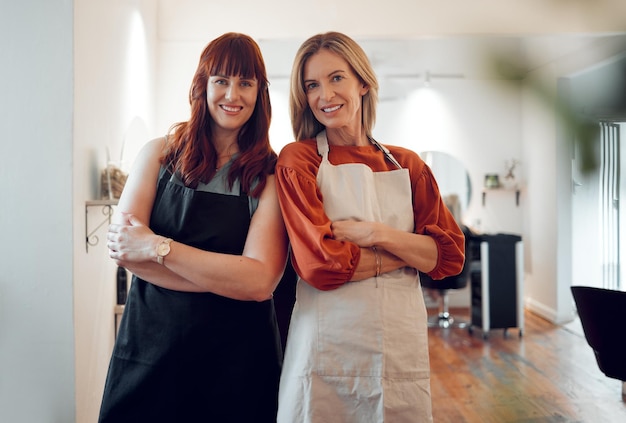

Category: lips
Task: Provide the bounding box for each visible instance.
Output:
[221,105,242,112]
[322,104,342,113]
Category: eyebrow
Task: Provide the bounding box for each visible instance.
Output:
[304,69,346,84]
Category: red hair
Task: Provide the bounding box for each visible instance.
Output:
[162,32,276,197]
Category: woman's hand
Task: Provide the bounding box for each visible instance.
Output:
[333,220,410,280]
[331,220,381,247]
[333,218,440,276]
[107,213,159,264]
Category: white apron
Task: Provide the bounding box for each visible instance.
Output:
[277,131,433,423]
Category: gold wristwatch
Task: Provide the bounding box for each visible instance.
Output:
[156,237,173,265]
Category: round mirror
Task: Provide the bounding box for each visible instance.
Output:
[421,151,472,222]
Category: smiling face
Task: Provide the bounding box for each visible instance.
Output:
[303,49,369,138]
[206,74,258,135]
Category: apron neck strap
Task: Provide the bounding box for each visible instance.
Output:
[316,130,402,170]
[369,137,403,169]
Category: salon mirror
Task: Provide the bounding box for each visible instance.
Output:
[421,151,472,222]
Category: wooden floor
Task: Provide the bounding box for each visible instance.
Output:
[427,308,626,423]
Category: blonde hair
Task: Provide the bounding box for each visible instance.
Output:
[289,32,379,141]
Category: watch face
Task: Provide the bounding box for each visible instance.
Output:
[158,242,170,256]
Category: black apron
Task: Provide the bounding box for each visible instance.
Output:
[99,168,282,423]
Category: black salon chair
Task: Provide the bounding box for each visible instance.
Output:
[571,285,626,399]
[420,226,473,328]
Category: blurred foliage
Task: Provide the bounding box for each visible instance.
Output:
[493,56,599,173]
[484,0,626,175]
[490,51,626,175]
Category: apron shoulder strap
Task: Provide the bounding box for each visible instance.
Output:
[316,130,329,157]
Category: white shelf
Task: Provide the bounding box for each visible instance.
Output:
[482,187,521,206]
[85,199,118,252]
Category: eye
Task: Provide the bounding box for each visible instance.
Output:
[240,80,254,88]
[332,74,344,82]
[212,77,228,85]
[305,82,318,91]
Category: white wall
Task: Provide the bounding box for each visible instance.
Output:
[377,79,524,233]
[0,1,75,422]
[73,0,157,421]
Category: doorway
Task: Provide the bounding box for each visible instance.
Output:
[572,121,625,290]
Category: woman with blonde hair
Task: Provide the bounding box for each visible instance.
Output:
[276,31,465,422]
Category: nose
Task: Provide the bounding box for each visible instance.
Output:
[320,83,334,101]
[225,84,239,102]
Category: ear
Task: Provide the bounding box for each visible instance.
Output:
[360,83,369,96]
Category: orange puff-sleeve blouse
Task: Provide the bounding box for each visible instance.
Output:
[275,139,465,291]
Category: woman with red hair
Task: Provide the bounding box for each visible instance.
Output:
[100,33,288,422]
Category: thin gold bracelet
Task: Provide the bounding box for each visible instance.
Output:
[372,246,381,277]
